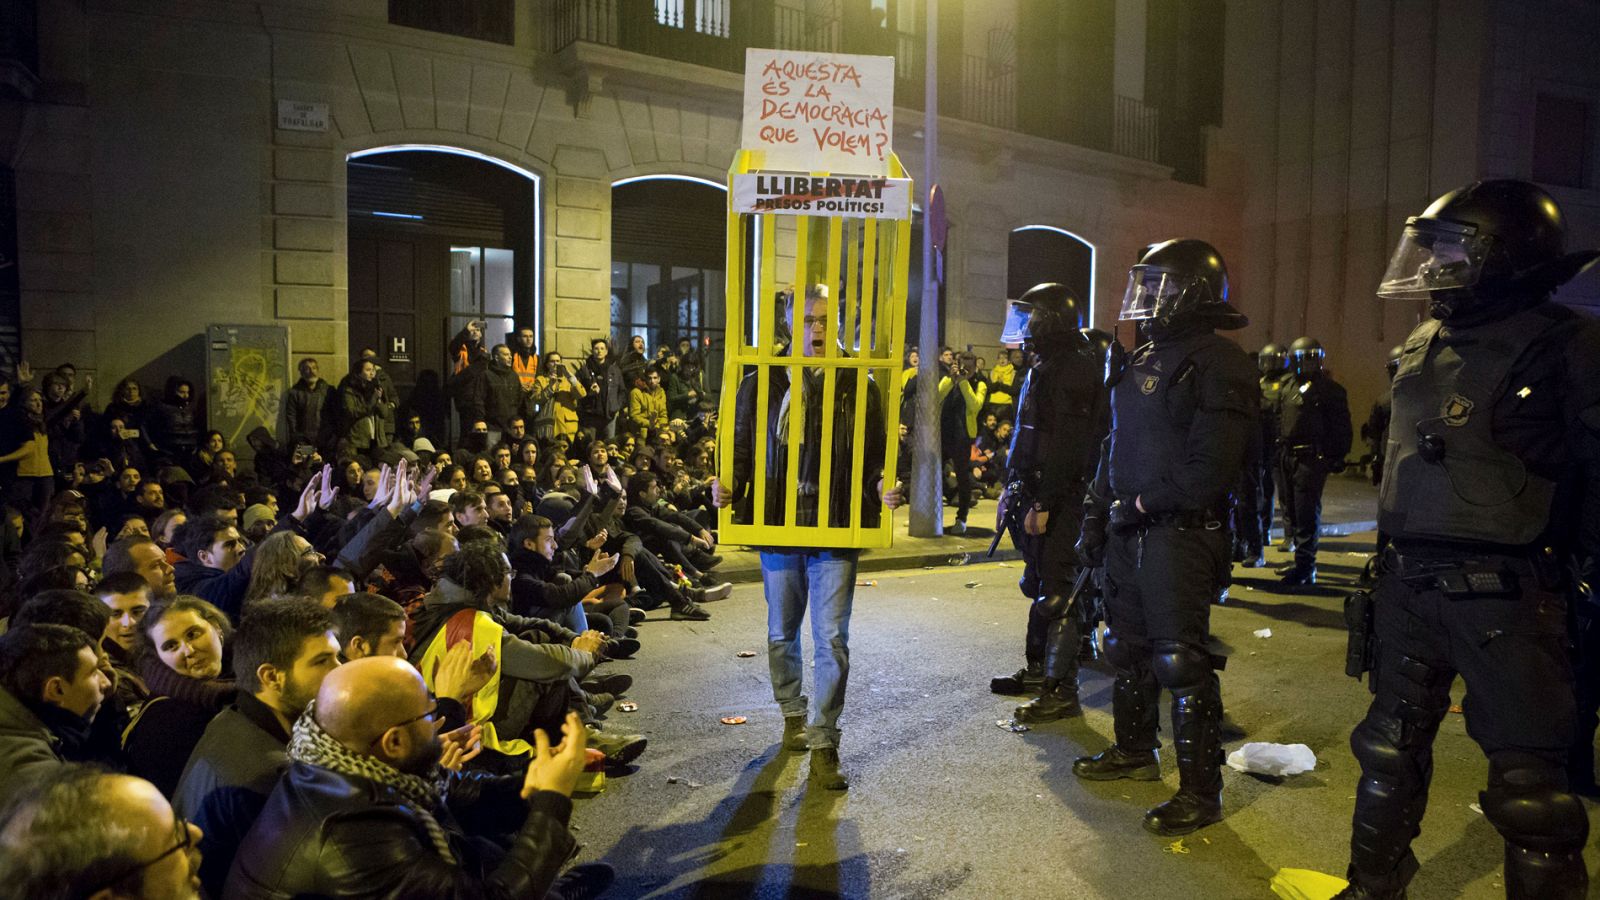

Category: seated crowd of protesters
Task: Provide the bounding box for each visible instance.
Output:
[0,335,734,899]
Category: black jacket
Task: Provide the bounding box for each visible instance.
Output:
[174,693,290,899]
[576,357,626,422]
[284,378,332,447]
[223,761,576,900]
[731,361,886,532]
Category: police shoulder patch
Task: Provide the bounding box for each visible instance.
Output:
[1441,393,1474,427]
[1141,375,1160,395]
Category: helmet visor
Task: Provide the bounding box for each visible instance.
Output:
[1376,221,1492,301]
[1000,302,1033,345]
[1119,266,1189,321]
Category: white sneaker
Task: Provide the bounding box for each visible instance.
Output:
[700,582,734,602]
[949,520,968,536]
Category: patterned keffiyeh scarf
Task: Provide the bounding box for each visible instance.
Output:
[288,700,456,863]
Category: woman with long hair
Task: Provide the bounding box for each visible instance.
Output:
[125,595,235,796]
[243,531,323,608]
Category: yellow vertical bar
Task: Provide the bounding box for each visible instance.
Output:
[815,216,844,528]
[876,214,913,543]
[753,212,778,528]
[784,217,809,528]
[858,217,879,358]
[843,218,862,351]
[717,201,742,536]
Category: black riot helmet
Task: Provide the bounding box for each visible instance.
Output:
[1120,239,1246,331]
[1385,344,1403,379]
[1377,179,1600,320]
[1287,337,1324,378]
[1001,283,1085,349]
[1258,343,1286,377]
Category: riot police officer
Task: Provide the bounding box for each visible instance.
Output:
[1071,239,1258,836]
[1336,180,1600,899]
[987,284,1109,722]
[1257,344,1293,552]
[1276,337,1352,585]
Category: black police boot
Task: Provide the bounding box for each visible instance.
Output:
[1015,679,1082,722]
[1144,680,1224,836]
[1280,564,1317,586]
[1074,670,1161,781]
[1073,744,1161,781]
[990,660,1043,695]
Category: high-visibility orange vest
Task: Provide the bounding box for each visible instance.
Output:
[513,351,539,391]
[416,608,532,757]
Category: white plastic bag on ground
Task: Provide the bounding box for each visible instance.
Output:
[1226,742,1317,777]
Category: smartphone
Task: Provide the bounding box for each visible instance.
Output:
[295,444,315,458]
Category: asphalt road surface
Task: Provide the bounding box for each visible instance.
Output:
[568,534,1600,899]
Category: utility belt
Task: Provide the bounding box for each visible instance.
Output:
[1346,546,1559,684]
[1380,546,1560,597]
[1108,499,1224,532]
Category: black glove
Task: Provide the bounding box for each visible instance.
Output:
[1075,511,1107,567]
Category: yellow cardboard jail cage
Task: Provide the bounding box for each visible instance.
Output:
[716,150,912,549]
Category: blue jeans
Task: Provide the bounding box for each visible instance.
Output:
[760,549,860,749]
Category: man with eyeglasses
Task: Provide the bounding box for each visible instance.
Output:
[712,283,905,791]
[0,765,204,900]
[227,656,611,899]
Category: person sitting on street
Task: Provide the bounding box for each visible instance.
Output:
[125,596,236,797]
[0,623,113,797]
[225,656,611,899]
[408,540,645,767]
[172,598,342,898]
[0,764,205,900]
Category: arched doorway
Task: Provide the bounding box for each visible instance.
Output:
[1007,225,1096,325]
[345,146,542,437]
[610,175,726,400]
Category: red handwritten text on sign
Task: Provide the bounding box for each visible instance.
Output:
[742,49,895,175]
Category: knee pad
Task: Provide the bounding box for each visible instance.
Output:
[1349,712,1413,782]
[1103,630,1149,671]
[1480,771,1589,853]
[1151,641,1211,692]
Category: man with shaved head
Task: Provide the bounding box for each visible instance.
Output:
[225,656,611,899]
[0,765,204,899]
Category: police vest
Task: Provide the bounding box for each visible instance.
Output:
[416,608,533,757]
[1107,335,1234,504]
[1009,345,1101,483]
[1378,306,1566,546]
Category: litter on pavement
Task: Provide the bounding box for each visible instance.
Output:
[616,701,638,713]
[736,650,757,658]
[995,719,1030,733]
[1269,868,1348,900]
[1254,628,1273,638]
[719,716,747,725]
[1226,742,1317,777]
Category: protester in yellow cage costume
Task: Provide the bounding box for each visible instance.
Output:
[711,284,906,791]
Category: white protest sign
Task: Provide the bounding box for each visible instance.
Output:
[732,173,911,219]
[742,48,895,175]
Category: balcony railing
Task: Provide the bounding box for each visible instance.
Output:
[960,54,1015,131]
[773,6,838,53]
[1113,95,1160,163]
[546,3,1203,178]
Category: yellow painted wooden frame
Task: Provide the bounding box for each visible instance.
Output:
[717,150,912,549]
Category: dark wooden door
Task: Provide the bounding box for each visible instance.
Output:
[347,232,451,435]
